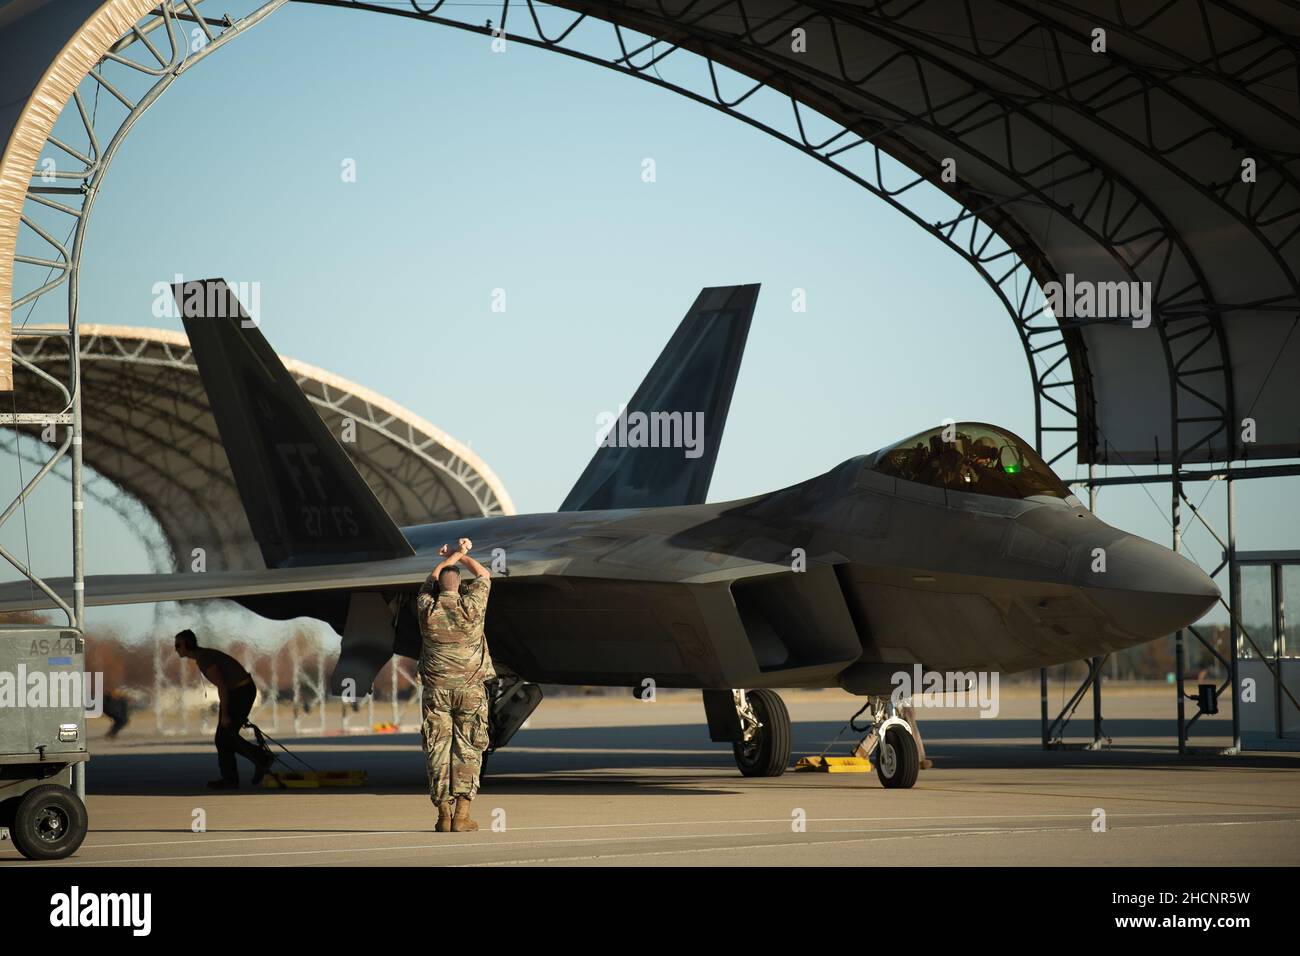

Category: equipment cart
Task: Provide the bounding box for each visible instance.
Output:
[0,628,89,860]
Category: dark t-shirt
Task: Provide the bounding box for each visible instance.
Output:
[193,648,250,688]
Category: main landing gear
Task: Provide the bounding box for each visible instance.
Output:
[730,689,792,777]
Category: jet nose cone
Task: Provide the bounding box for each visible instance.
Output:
[1084,535,1220,640]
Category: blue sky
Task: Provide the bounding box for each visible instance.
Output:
[4,2,1296,639]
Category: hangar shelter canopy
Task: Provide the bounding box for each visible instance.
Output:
[3,0,1299,473]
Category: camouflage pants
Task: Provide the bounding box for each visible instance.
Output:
[420,682,489,804]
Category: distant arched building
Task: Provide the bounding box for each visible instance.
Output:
[8,324,513,571]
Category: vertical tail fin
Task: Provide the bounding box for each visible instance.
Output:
[175,279,413,568]
[559,284,759,511]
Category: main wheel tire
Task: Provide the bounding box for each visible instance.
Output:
[9,784,88,861]
[875,725,919,789]
[733,689,792,778]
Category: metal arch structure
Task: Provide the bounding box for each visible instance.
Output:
[5,323,514,572]
[1,0,1298,754]
[297,0,1300,752]
[287,0,1300,468]
[3,429,174,572]
[0,0,293,706]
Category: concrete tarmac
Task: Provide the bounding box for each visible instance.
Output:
[4,684,1298,867]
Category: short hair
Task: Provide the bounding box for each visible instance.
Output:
[175,629,198,649]
[438,566,461,580]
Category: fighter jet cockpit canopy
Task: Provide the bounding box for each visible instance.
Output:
[871,423,1074,501]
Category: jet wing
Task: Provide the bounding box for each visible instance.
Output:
[0,559,436,615]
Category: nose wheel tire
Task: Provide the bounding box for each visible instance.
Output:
[9,784,88,861]
[733,689,791,777]
[875,725,919,789]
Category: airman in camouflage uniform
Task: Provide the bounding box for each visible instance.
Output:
[417,536,495,832]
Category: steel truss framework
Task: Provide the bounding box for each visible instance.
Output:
[1,0,293,800]
[8,326,510,571]
[5,0,1299,755]
[3,0,509,576]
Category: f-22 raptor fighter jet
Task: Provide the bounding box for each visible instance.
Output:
[0,279,1219,787]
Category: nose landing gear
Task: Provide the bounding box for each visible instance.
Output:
[851,697,921,789]
[873,722,920,789]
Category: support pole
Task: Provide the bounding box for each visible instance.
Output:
[71,322,85,800]
[1173,459,1187,754]
[1273,562,1284,739]
[1088,465,1103,746]
[1039,667,1049,749]
[1175,634,1187,753]
[1091,656,1103,746]
[1227,472,1241,753]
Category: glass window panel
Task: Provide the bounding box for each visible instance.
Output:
[1239,564,1277,660]
[1282,565,1300,660]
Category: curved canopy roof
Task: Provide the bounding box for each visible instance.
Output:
[2,0,1298,469]
[548,0,1300,466]
[7,324,514,571]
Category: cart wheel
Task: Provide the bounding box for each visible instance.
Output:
[10,784,88,861]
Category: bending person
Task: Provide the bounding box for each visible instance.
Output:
[174,629,272,789]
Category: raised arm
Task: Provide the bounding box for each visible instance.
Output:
[455,537,490,579]
[458,552,490,580]
[429,543,466,580]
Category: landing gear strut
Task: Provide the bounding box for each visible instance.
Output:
[731,689,791,777]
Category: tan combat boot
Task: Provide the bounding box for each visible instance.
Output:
[435,801,455,832]
[451,795,478,832]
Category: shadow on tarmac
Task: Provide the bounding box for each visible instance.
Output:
[78,717,1298,799]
